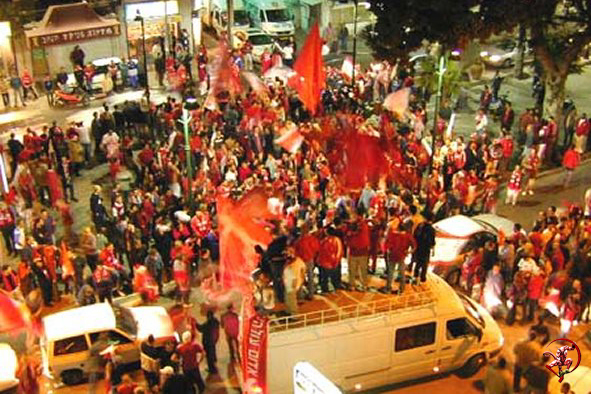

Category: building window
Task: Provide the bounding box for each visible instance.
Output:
[395,322,436,352]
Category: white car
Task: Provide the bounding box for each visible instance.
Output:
[0,343,18,394]
[66,57,139,93]
[430,214,515,285]
[480,39,533,68]
[236,28,275,63]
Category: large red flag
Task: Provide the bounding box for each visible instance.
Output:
[289,23,325,114]
[217,189,273,291]
[275,122,304,154]
[0,291,31,334]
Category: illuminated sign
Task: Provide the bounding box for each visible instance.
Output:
[29,25,121,48]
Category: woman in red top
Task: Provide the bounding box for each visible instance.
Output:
[562,144,580,187]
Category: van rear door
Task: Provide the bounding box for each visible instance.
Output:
[390,321,437,381]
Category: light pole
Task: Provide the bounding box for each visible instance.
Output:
[350,1,370,89]
[181,98,198,207]
[135,11,150,105]
[429,52,447,175]
[227,0,234,49]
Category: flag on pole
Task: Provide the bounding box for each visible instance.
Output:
[289,23,325,114]
[383,88,410,118]
[275,123,304,153]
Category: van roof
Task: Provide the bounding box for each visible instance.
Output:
[43,303,116,342]
[269,273,464,332]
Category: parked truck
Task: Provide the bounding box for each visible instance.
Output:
[238,273,503,393]
[203,0,250,39]
[244,0,295,42]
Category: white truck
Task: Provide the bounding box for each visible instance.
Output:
[244,0,295,42]
[238,273,504,393]
[203,0,251,39]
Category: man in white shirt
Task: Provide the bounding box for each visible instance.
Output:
[76,121,92,164]
[475,109,488,135]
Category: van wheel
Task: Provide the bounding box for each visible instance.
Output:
[456,354,485,378]
[61,369,84,385]
[446,269,461,287]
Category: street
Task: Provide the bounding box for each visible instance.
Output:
[1,29,591,394]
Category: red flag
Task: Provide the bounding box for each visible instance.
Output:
[210,41,242,98]
[289,23,325,114]
[275,123,304,154]
[241,297,269,394]
[242,71,268,98]
[0,291,31,334]
[217,189,273,291]
[383,88,411,118]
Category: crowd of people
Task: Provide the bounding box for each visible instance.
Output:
[1,30,591,393]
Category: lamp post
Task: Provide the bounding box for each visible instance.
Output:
[135,11,150,105]
[350,1,370,89]
[181,98,198,207]
[429,52,447,175]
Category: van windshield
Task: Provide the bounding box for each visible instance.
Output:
[234,10,249,26]
[459,293,485,328]
[266,9,290,23]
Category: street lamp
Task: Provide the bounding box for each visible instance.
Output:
[135,11,150,105]
[350,0,370,89]
[180,97,199,207]
[429,52,447,175]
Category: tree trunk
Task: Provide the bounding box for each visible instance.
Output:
[513,25,526,79]
[543,71,567,141]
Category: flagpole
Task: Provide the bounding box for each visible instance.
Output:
[351,0,358,89]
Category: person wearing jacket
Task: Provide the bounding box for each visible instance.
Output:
[526,271,545,322]
[317,226,343,293]
[294,223,320,299]
[383,219,416,294]
[345,207,370,291]
[10,72,25,107]
[195,310,220,375]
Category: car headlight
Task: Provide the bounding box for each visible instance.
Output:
[480,51,489,57]
[490,55,502,62]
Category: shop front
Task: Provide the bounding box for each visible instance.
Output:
[124,0,181,61]
[25,2,123,76]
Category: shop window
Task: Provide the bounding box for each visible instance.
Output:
[53,335,89,356]
[395,322,436,352]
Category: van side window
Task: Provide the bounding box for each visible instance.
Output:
[54,335,88,356]
[446,318,477,340]
[395,322,436,352]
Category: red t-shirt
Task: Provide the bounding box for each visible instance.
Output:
[177,342,203,371]
[116,383,137,394]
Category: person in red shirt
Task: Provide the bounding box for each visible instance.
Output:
[345,207,371,291]
[176,330,205,393]
[294,223,320,298]
[382,220,416,294]
[317,227,343,293]
[562,144,580,188]
[220,305,240,362]
[115,374,137,394]
[0,204,15,256]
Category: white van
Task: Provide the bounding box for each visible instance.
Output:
[203,0,250,39]
[41,303,176,386]
[244,0,295,41]
[239,273,503,393]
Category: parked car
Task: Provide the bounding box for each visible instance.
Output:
[430,214,515,286]
[0,343,18,394]
[41,303,176,386]
[66,57,139,93]
[479,39,533,68]
[245,28,275,62]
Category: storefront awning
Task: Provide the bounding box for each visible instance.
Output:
[25,2,120,48]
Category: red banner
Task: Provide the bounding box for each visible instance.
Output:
[241,309,269,394]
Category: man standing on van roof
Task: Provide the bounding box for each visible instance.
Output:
[412,212,436,286]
